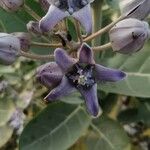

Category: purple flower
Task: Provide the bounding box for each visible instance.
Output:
[36,43,126,117]
[39,0,94,34]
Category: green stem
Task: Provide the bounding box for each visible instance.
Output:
[92,42,112,51]
[91,0,103,46]
[31,42,62,48]
[84,15,125,42]
[19,51,54,61]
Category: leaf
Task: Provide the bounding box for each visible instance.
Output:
[100,43,150,97]
[0,98,15,126]
[61,92,83,104]
[0,125,13,148]
[106,0,120,10]
[86,116,131,150]
[19,103,91,150]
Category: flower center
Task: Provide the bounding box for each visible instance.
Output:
[66,63,95,90]
[55,0,88,14]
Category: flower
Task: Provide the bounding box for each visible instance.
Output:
[119,0,150,20]
[0,0,24,12]
[109,18,150,54]
[36,43,126,117]
[0,33,20,65]
[39,0,94,34]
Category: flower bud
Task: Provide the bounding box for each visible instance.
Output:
[109,18,150,54]
[36,62,63,88]
[0,33,20,65]
[119,0,150,20]
[26,21,42,35]
[0,0,24,12]
[11,32,31,52]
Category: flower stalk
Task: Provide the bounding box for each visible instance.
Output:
[19,51,54,60]
[84,15,125,42]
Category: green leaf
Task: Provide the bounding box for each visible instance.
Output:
[0,125,13,148]
[19,103,91,150]
[106,0,120,10]
[0,98,15,126]
[86,116,131,150]
[61,92,83,104]
[100,44,150,97]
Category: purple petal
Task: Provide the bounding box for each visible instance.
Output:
[54,48,77,72]
[78,43,95,64]
[45,76,75,101]
[36,62,63,88]
[95,64,126,82]
[39,5,69,32]
[79,84,102,117]
[72,4,92,34]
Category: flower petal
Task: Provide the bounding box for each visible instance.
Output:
[54,48,77,72]
[36,62,63,88]
[39,5,69,32]
[72,4,92,34]
[78,43,95,64]
[95,64,126,82]
[79,84,102,117]
[45,76,75,101]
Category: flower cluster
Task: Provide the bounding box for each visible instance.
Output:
[37,43,126,117]
[0,0,150,117]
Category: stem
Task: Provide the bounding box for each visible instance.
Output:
[31,42,62,48]
[92,0,103,46]
[24,4,41,21]
[75,20,83,44]
[92,42,112,51]
[84,15,125,42]
[19,51,54,61]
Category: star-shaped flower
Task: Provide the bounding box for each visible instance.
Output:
[39,0,94,34]
[36,43,126,117]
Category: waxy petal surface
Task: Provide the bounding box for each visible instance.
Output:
[45,76,75,101]
[78,43,95,64]
[95,64,126,82]
[72,4,92,34]
[79,84,102,117]
[39,4,69,32]
[54,48,77,72]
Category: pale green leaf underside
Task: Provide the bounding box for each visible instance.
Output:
[19,103,91,150]
[0,125,13,148]
[86,116,131,150]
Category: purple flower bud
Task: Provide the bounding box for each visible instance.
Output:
[11,32,31,52]
[0,33,20,65]
[36,62,63,88]
[109,18,150,54]
[0,0,24,12]
[119,0,150,20]
[26,21,42,35]
[39,0,50,12]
